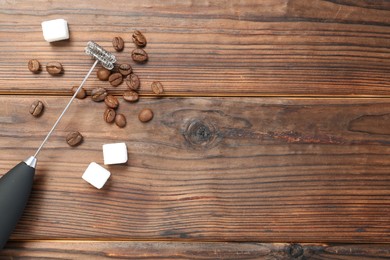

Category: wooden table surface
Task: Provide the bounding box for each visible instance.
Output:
[1,0,390,259]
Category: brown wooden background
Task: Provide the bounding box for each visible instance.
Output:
[0,0,390,259]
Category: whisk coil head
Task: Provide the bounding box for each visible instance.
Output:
[85,41,116,70]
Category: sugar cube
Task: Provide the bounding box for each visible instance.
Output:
[102,142,128,165]
[41,19,69,42]
[82,162,111,189]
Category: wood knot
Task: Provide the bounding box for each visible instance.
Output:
[182,119,219,149]
[288,243,304,258]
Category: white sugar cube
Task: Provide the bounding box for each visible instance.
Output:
[82,162,111,189]
[103,142,128,165]
[41,19,69,42]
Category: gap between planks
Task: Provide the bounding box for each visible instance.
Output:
[2,91,390,99]
[6,239,389,246]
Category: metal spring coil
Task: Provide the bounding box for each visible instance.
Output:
[85,41,116,70]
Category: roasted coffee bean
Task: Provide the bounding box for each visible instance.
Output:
[29,100,44,117]
[112,36,124,51]
[91,87,107,102]
[138,108,154,123]
[71,86,86,99]
[151,81,164,94]
[104,95,119,109]
[46,62,63,75]
[125,73,140,91]
[118,63,132,76]
[123,90,139,102]
[132,30,147,48]
[97,67,111,81]
[28,59,41,73]
[104,108,116,123]
[110,63,120,73]
[131,48,148,63]
[109,72,123,87]
[115,114,126,128]
[66,131,83,147]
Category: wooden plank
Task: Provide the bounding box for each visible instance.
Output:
[1,241,390,259]
[0,0,389,96]
[0,96,389,243]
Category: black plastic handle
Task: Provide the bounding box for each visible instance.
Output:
[0,161,35,249]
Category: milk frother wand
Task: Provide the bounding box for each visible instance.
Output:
[0,41,116,249]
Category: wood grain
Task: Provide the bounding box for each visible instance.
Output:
[0,96,389,243]
[0,0,389,96]
[1,241,390,259]
[1,0,390,257]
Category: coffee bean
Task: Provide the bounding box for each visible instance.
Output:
[28,59,41,73]
[46,62,63,75]
[109,72,123,87]
[151,81,164,94]
[91,87,107,102]
[71,86,86,99]
[131,48,148,63]
[138,108,154,123]
[66,131,83,147]
[104,108,116,123]
[112,36,124,51]
[97,68,111,81]
[118,63,132,76]
[29,100,44,117]
[125,73,140,91]
[132,30,147,48]
[110,63,120,73]
[115,114,126,128]
[104,95,119,109]
[123,90,139,102]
